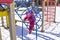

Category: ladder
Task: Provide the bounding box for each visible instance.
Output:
[44,0,56,27]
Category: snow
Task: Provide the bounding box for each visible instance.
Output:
[0,6,60,40]
[55,6,60,22]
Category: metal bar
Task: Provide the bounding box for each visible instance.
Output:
[36,22,37,40]
[32,0,35,7]
[22,21,23,40]
[1,17,4,27]
[8,2,16,40]
[6,16,9,28]
[40,0,45,32]
[37,0,38,6]
[32,0,37,40]
[15,20,29,23]
[54,0,56,23]
[47,0,49,22]
[31,0,38,40]
[49,0,52,25]
[0,28,2,40]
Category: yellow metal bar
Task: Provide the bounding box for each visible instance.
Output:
[1,17,4,27]
[0,10,8,16]
[6,16,9,28]
[15,20,29,23]
[0,10,9,27]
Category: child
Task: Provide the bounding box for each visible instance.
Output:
[24,10,36,34]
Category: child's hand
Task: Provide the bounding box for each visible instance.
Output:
[24,19,28,21]
[26,19,28,21]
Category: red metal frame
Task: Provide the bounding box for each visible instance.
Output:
[44,0,56,27]
[0,0,13,3]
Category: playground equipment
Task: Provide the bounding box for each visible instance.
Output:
[0,0,13,3]
[0,0,16,40]
[15,0,41,40]
[43,0,56,29]
[0,10,9,28]
[0,0,57,40]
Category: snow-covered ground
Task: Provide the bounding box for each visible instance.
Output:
[55,6,60,22]
[1,24,60,40]
[0,6,60,40]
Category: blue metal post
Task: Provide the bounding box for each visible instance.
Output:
[36,23,37,40]
[22,21,23,40]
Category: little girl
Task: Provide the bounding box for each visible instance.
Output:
[24,10,36,34]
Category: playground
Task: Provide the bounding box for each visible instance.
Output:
[0,0,60,40]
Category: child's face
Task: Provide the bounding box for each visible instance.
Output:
[31,10,34,14]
